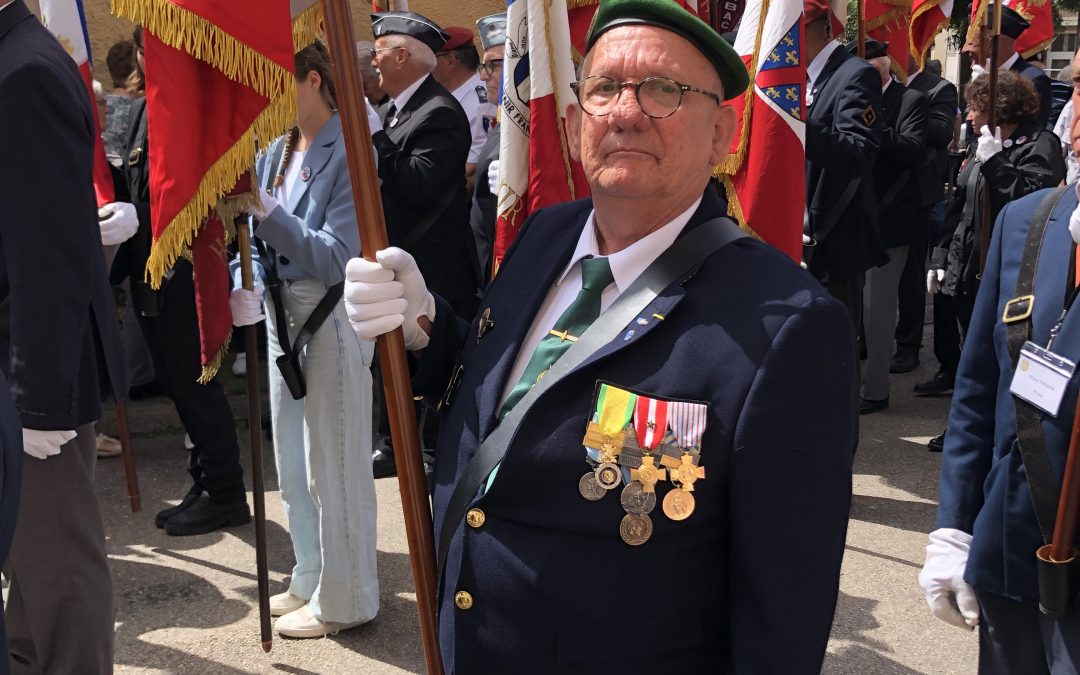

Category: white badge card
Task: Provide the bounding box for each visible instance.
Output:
[1010,341,1077,417]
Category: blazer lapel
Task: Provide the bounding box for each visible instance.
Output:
[475,208,590,441]
[1032,191,1080,366]
[286,115,340,215]
[0,1,29,42]
[809,48,847,113]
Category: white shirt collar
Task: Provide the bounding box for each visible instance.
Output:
[808,40,842,88]
[906,69,921,86]
[451,72,483,103]
[1002,52,1020,71]
[557,196,704,292]
[882,78,893,93]
[0,2,13,12]
[392,73,429,114]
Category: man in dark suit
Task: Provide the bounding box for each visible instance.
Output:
[893,57,958,375]
[369,11,478,319]
[962,4,1053,128]
[344,0,856,671]
[0,1,126,672]
[469,12,506,280]
[919,181,1080,672]
[856,40,928,414]
[804,0,885,328]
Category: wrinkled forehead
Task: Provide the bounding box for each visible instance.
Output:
[584,25,721,90]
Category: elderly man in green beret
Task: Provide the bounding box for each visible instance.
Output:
[344,0,856,671]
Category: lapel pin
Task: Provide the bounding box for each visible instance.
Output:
[477,308,495,342]
[300,167,312,182]
[623,329,635,341]
[636,317,648,326]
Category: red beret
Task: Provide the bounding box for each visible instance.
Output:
[441,26,476,51]
[804,0,830,22]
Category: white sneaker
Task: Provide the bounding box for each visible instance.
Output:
[269,591,306,617]
[275,605,362,638]
[232,352,247,377]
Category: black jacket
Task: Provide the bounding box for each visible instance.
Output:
[873,81,928,248]
[374,74,479,316]
[908,69,958,206]
[0,0,125,430]
[806,46,886,281]
[1010,57,1053,129]
[470,125,500,281]
[932,120,1065,296]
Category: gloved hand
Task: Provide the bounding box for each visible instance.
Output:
[918,528,981,630]
[22,428,77,460]
[927,269,945,294]
[344,247,435,351]
[98,202,139,246]
[971,63,987,80]
[1069,188,1080,244]
[487,159,500,194]
[230,285,265,326]
[976,125,1003,163]
[366,99,384,134]
[251,190,280,221]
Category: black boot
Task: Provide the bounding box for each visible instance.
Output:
[164,496,251,536]
[914,371,955,396]
[155,485,204,528]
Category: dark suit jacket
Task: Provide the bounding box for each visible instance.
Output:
[374,74,479,316]
[0,371,19,675]
[1010,57,1053,129]
[908,69,959,206]
[0,0,124,431]
[414,187,856,674]
[873,82,928,248]
[806,46,886,281]
[937,185,1080,602]
[469,125,500,280]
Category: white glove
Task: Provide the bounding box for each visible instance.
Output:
[230,285,265,326]
[976,125,1003,163]
[344,247,435,351]
[98,202,139,246]
[1069,192,1080,244]
[971,63,987,80]
[251,190,280,221]
[927,269,945,294]
[487,159,500,194]
[918,528,981,630]
[366,99,384,134]
[22,428,77,460]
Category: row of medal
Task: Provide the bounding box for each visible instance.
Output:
[577,384,707,546]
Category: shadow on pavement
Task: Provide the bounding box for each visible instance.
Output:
[849,494,938,534]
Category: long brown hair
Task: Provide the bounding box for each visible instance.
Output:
[127,26,145,96]
[274,42,337,188]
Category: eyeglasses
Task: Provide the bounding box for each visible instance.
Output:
[478,59,504,76]
[570,75,721,119]
[359,46,404,61]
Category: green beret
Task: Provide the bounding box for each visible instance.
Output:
[586,0,749,100]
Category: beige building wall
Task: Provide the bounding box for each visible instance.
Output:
[24,0,505,86]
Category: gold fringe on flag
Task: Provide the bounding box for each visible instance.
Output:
[111,0,294,102]
[909,0,948,70]
[719,174,764,240]
[565,0,600,9]
[717,0,770,176]
[292,1,325,51]
[966,0,987,46]
[143,94,297,288]
[198,333,232,384]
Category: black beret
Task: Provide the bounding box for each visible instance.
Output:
[371,11,450,54]
[847,39,890,60]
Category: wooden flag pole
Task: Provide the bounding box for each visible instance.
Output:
[114,399,140,512]
[857,0,866,58]
[320,2,444,673]
[235,222,273,653]
[979,0,1002,273]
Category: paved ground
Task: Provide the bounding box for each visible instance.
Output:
[82,343,978,674]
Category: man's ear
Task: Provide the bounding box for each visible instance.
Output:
[708,104,737,167]
[567,103,583,163]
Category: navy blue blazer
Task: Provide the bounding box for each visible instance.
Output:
[414,187,857,674]
[937,185,1080,602]
[0,371,20,675]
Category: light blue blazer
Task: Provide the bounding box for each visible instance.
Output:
[240,113,361,286]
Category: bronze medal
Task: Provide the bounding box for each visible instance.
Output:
[619,513,653,546]
[578,472,606,501]
[662,488,696,521]
[620,482,656,515]
[594,462,622,490]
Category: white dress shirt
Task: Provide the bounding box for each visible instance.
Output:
[451,72,491,164]
[1002,52,1020,71]
[0,2,13,12]
[806,40,842,107]
[388,74,429,127]
[498,196,703,412]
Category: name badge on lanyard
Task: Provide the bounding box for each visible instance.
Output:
[1010,341,1077,417]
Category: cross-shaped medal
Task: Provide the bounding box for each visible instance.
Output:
[631,455,667,493]
[673,454,706,491]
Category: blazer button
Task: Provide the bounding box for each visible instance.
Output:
[466,508,485,528]
[279,255,290,265]
[454,590,474,610]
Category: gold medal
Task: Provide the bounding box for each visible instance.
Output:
[672,454,706,491]
[630,455,666,493]
[594,462,621,490]
[619,513,653,546]
[578,472,606,501]
[662,488,695,521]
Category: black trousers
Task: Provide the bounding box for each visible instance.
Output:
[934,291,976,378]
[895,207,932,355]
[977,591,1080,674]
[135,260,245,503]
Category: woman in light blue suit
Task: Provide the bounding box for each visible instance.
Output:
[230,41,378,639]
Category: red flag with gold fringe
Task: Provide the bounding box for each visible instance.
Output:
[1009,0,1052,59]
[864,0,913,80]
[110,0,322,380]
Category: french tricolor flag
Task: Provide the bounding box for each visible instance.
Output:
[39,0,114,207]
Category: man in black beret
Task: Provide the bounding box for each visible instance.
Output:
[344,0,856,671]
[963,3,1053,127]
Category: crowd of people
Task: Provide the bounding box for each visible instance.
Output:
[4,0,1080,671]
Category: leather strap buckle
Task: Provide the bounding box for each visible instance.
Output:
[1003,295,1035,324]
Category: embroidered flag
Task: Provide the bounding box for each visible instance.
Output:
[1008,0,1052,59]
[910,0,953,69]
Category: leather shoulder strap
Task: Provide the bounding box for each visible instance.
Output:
[1004,185,1070,543]
[436,217,749,580]
[291,282,344,355]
